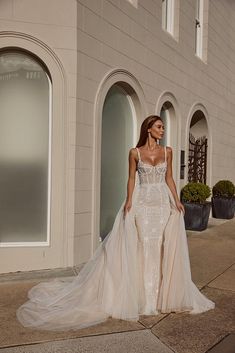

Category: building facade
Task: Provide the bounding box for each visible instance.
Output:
[0,0,235,273]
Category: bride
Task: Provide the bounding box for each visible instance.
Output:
[17,115,215,331]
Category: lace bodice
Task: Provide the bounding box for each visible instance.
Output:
[136,147,167,185]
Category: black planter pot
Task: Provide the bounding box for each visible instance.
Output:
[183,202,211,231]
[212,196,235,219]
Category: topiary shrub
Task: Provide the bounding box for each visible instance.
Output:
[212,180,235,198]
[181,182,211,204]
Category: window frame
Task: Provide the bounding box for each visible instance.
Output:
[195,0,209,62]
[195,0,203,58]
[0,49,52,248]
[162,0,174,35]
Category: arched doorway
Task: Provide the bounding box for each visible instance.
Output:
[100,83,136,239]
[188,110,209,183]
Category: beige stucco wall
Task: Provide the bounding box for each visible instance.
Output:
[75,0,235,265]
[1,0,235,271]
[0,0,78,271]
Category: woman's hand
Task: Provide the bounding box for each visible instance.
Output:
[124,199,132,217]
[175,200,185,214]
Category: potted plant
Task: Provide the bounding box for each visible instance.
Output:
[181,182,211,231]
[212,180,235,219]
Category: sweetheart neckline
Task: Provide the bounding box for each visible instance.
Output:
[138,160,167,168]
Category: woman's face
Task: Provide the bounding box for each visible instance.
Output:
[148,120,165,140]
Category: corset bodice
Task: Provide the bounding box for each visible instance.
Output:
[137,160,167,184]
[136,146,167,185]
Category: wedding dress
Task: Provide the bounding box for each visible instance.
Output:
[17,147,215,331]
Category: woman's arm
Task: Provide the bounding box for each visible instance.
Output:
[124,148,138,216]
[165,147,185,213]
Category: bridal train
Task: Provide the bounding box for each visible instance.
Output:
[17,147,215,331]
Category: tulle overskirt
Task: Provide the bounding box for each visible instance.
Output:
[17,184,215,331]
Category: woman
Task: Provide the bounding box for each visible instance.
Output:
[17,115,214,331]
[124,115,185,315]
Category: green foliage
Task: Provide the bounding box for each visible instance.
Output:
[212,180,235,198]
[181,182,211,203]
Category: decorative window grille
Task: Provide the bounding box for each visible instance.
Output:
[188,133,208,184]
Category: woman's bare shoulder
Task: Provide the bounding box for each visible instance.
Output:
[129,148,138,161]
[129,147,138,155]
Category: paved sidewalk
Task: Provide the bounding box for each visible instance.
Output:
[0,218,235,353]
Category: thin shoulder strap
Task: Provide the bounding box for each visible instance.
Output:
[164,146,167,162]
[136,147,141,161]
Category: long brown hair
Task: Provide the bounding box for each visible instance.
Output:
[136,115,163,147]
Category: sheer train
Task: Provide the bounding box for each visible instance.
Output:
[17,182,214,331]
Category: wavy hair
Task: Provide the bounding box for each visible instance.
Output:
[136,115,163,147]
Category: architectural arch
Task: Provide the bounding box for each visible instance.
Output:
[186,103,212,185]
[156,91,181,190]
[0,32,69,272]
[93,69,148,250]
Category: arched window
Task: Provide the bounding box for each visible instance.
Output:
[100,83,135,239]
[0,50,51,244]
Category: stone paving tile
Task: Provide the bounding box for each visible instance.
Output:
[207,334,235,353]
[138,313,169,328]
[188,237,235,289]
[0,330,174,353]
[186,219,235,290]
[151,287,235,353]
[208,264,235,292]
[0,282,144,348]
